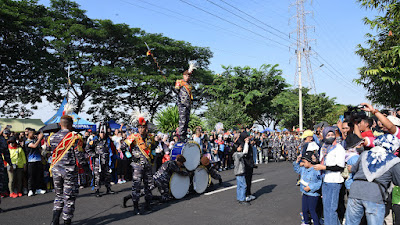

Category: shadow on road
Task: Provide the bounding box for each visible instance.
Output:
[253,184,277,198]
[74,193,202,224]
[74,205,134,225]
[5,199,54,212]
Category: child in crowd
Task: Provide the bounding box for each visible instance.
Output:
[233,137,249,205]
[7,137,27,198]
[293,151,322,225]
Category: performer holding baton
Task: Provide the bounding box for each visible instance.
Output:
[174,61,197,142]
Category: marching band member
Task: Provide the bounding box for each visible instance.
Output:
[48,107,86,225]
[122,109,156,215]
[175,61,196,142]
[85,122,116,197]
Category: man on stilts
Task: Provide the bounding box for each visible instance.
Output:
[175,61,197,142]
[122,110,156,215]
[49,104,86,225]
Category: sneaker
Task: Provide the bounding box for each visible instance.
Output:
[245,196,251,202]
[110,182,115,185]
[36,189,46,195]
[249,195,256,200]
[121,180,127,184]
[28,190,34,197]
[10,193,17,198]
[17,193,22,197]
[118,179,123,184]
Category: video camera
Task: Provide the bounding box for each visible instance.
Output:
[344,105,367,125]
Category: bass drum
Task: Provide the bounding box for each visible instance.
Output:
[169,172,190,199]
[181,141,201,171]
[193,166,210,194]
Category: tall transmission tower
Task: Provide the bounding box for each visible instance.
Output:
[290,0,315,131]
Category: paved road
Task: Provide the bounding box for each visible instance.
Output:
[1,161,302,225]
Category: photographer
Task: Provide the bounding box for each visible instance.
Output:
[25,128,45,196]
[360,103,400,146]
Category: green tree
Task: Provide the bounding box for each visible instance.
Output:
[204,100,253,131]
[0,0,54,117]
[154,106,203,133]
[205,64,288,128]
[272,89,336,129]
[322,104,347,125]
[355,0,400,107]
[38,0,213,123]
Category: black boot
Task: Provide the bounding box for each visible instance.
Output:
[122,195,130,208]
[133,201,140,215]
[106,187,115,194]
[144,200,152,212]
[95,190,101,197]
[219,178,223,185]
[50,210,61,225]
[64,219,71,225]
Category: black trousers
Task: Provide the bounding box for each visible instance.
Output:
[28,161,44,191]
[393,204,400,225]
[245,166,253,196]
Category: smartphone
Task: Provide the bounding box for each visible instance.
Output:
[339,115,344,122]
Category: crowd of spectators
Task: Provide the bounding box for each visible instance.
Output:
[292,103,400,225]
[3,102,400,225]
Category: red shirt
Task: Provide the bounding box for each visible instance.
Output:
[361,130,374,138]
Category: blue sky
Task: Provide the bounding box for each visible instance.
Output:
[34,0,377,122]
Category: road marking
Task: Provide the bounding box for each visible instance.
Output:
[204,178,266,196]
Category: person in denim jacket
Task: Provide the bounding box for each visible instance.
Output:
[294,151,322,225]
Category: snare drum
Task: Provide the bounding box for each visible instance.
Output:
[171,142,185,161]
[193,166,210,194]
[169,172,190,199]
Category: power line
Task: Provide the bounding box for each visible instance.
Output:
[178,0,291,49]
[206,0,294,45]
[218,0,292,41]
[118,0,279,52]
[311,55,364,94]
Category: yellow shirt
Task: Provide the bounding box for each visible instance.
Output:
[9,146,27,168]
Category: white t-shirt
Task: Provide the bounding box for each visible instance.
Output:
[112,135,122,149]
[320,143,345,183]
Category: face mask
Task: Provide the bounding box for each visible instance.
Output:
[324,137,335,144]
[356,147,364,154]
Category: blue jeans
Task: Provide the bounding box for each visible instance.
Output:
[253,146,258,164]
[236,175,246,202]
[322,182,341,225]
[345,198,385,225]
[302,194,320,225]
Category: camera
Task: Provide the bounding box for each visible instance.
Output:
[344,105,367,124]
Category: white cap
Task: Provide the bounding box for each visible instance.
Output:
[306,142,320,152]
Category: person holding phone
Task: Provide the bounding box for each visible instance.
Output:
[25,128,45,197]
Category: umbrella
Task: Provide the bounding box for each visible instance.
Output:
[282,128,288,132]
[261,127,273,133]
[39,123,61,134]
